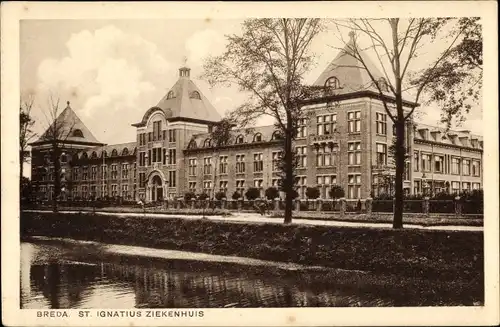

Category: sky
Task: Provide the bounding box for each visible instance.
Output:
[20,19,483,148]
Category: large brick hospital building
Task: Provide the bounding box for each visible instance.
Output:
[30,39,483,202]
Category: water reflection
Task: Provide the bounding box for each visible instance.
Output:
[19,242,420,308]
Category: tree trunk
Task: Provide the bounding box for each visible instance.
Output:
[393,120,405,228]
[20,152,24,183]
[283,130,294,224]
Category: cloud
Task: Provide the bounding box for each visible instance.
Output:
[35,25,174,143]
[185,29,227,68]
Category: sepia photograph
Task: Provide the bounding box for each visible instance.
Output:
[2,1,499,326]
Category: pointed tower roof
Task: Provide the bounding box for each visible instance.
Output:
[31,101,103,146]
[314,32,386,93]
[155,66,221,124]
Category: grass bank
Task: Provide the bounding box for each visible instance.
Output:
[21,211,482,282]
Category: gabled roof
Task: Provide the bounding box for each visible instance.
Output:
[155,67,221,124]
[314,33,385,93]
[31,102,102,146]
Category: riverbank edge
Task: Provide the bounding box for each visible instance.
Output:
[23,235,484,306]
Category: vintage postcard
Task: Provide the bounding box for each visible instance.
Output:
[1,1,499,326]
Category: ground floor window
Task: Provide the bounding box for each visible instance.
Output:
[347,174,361,199]
[235,180,245,196]
[451,181,460,194]
[203,181,212,197]
[462,182,471,192]
[414,180,421,195]
[317,175,337,198]
[472,182,481,190]
[188,182,196,193]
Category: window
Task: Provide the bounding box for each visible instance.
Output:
[82,186,88,199]
[203,157,212,174]
[414,180,421,194]
[204,139,212,148]
[296,146,307,167]
[111,184,118,197]
[253,133,262,142]
[219,181,228,193]
[48,167,54,181]
[162,130,166,141]
[296,176,307,199]
[236,155,245,173]
[298,118,307,138]
[253,153,263,172]
[139,173,146,188]
[73,167,80,180]
[152,147,162,163]
[168,171,176,187]
[325,76,340,89]
[148,132,152,143]
[167,91,175,99]
[377,77,389,92]
[122,185,129,199]
[462,182,471,192]
[168,149,176,165]
[219,156,228,174]
[235,135,244,144]
[451,181,460,194]
[347,174,361,199]
[188,182,196,193]
[316,145,336,167]
[122,163,129,179]
[61,154,67,163]
[347,111,361,133]
[152,121,162,141]
[421,154,431,172]
[376,113,387,135]
[271,131,282,140]
[139,152,146,166]
[376,143,387,166]
[236,180,245,195]
[139,133,146,146]
[82,166,88,180]
[72,129,84,138]
[472,183,481,190]
[462,159,471,175]
[254,179,264,189]
[163,148,167,165]
[188,158,197,176]
[413,151,419,172]
[472,160,480,176]
[111,149,118,157]
[168,130,176,142]
[111,164,118,179]
[317,114,337,135]
[203,181,212,196]
[91,166,97,180]
[272,152,282,171]
[452,157,461,174]
[317,174,337,198]
[434,155,444,173]
[272,178,280,188]
[348,142,361,165]
[100,185,107,198]
[191,91,201,99]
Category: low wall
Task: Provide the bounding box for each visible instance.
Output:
[21,211,483,283]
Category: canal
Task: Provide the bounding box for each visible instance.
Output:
[20,240,478,308]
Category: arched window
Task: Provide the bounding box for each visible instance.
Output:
[111,149,118,157]
[72,129,84,137]
[271,131,282,140]
[82,152,88,159]
[235,135,244,144]
[204,138,212,148]
[325,76,340,89]
[91,151,98,159]
[167,91,175,99]
[253,133,262,142]
[102,150,107,158]
[190,91,201,99]
[377,77,389,92]
[188,140,197,149]
[122,148,129,156]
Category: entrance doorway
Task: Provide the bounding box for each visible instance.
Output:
[151,175,163,202]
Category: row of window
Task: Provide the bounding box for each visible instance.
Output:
[138,149,176,166]
[413,152,481,176]
[138,126,176,146]
[413,180,481,195]
[71,164,136,181]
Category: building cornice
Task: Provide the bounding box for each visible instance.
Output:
[184,140,284,154]
[301,90,419,108]
[414,139,483,153]
[29,139,105,147]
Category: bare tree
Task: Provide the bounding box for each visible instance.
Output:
[20,94,37,182]
[331,18,482,228]
[39,96,77,211]
[202,19,324,224]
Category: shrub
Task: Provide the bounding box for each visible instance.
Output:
[245,187,260,200]
[214,191,226,201]
[329,185,345,199]
[232,191,241,200]
[184,192,196,202]
[198,193,209,201]
[264,187,279,200]
[305,187,320,200]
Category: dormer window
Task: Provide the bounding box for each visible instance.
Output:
[167,91,175,99]
[111,149,118,157]
[235,135,244,144]
[204,139,212,148]
[190,91,201,100]
[122,148,129,156]
[271,131,282,140]
[253,133,262,142]
[377,77,389,92]
[188,140,197,149]
[324,76,340,89]
[72,129,84,138]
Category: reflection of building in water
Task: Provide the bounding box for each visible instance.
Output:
[28,262,98,309]
[101,262,392,307]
